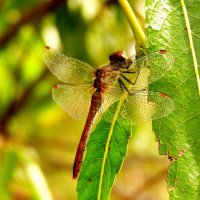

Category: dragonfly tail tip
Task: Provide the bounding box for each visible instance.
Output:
[73,175,77,180]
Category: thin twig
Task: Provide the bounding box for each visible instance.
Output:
[113,168,167,200]
[130,169,167,200]
[118,0,146,49]
[0,69,49,137]
[0,0,66,48]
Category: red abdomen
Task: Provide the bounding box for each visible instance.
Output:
[73,91,102,179]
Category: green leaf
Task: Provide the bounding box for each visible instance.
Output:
[146,0,200,199]
[77,118,131,200]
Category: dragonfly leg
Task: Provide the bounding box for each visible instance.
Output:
[123,68,138,73]
[118,78,124,92]
[118,78,132,95]
[120,70,140,86]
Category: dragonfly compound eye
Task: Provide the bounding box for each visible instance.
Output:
[109,50,127,64]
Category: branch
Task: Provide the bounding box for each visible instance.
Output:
[113,168,167,200]
[130,169,167,200]
[118,0,146,49]
[0,0,66,47]
[0,69,49,137]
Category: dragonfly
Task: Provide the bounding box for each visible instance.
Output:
[44,46,174,179]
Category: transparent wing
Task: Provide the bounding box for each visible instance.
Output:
[103,90,174,125]
[44,47,94,84]
[52,84,93,120]
[100,84,123,114]
[119,91,174,125]
[133,50,174,84]
[117,51,174,92]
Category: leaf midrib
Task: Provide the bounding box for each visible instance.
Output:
[180,0,200,95]
[97,90,128,200]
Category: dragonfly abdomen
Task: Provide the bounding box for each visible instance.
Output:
[73,91,102,179]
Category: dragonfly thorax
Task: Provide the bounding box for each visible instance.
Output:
[94,69,103,92]
[94,67,119,93]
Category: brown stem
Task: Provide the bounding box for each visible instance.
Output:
[130,169,167,200]
[0,69,49,137]
[0,0,66,48]
[113,168,167,200]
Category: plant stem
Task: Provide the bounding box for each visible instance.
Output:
[118,0,146,49]
[180,0,200,95]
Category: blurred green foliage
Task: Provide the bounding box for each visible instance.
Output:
[0,0,169,199]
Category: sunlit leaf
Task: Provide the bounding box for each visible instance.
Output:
[146,0,200,199]
[77,119,131,200]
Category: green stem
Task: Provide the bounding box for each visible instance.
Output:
[180,0,200,95]
[97,85,130,200]
[19,148,53,200]
[118,0,146,49]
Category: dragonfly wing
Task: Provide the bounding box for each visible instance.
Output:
[101,84,122,109]
[52,84,93,120]
[134,50,174,84]
[44,47,94,84]
[118,91,174,125]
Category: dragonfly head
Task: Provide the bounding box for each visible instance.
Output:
[109,50,132,69]
[109,51,127,64]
